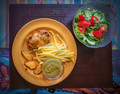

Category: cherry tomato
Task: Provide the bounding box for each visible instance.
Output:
[93,30,102,39]
[90,15,99,26]
[98,25,107,34]
[78,20,91,28]
[78,27,85,34]
[77,14,86,22]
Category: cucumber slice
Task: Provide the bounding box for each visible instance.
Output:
[94,12,105,22]
[93,11,102,21]
[86,39,96,45]
[100,13,105,22]
[82,9,92,17]
[88,32,94,37]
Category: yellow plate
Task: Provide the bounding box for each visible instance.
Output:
[12,18,77,87]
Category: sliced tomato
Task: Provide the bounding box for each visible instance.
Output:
[93,30,102,39]
[77,14,86,22]
[78,20,91,28]
[98,25,107,34]
[78,27,85,34]
[90,15,99,26]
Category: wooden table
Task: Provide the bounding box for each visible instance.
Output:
[9,4,112,88]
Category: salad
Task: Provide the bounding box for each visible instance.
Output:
[74,9,109,45]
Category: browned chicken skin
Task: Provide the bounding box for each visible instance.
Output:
[27,29,50,49]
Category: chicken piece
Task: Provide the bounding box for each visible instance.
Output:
[25,61,36,70]
[34,64,42,75]
[27,29,50,48]
[21,51,32,60]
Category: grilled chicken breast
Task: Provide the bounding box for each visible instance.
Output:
[27,29,50,49]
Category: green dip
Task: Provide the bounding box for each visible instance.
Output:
[43,58,62,78]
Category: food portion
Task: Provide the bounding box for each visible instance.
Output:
[21,51,32,61]
[74,9,109,45]
[25,61,36,70]
[27,29,50,48]
[43,58,63,79]
[21,28,74,80]
[34,30,74,64]
[34,64,42,75]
